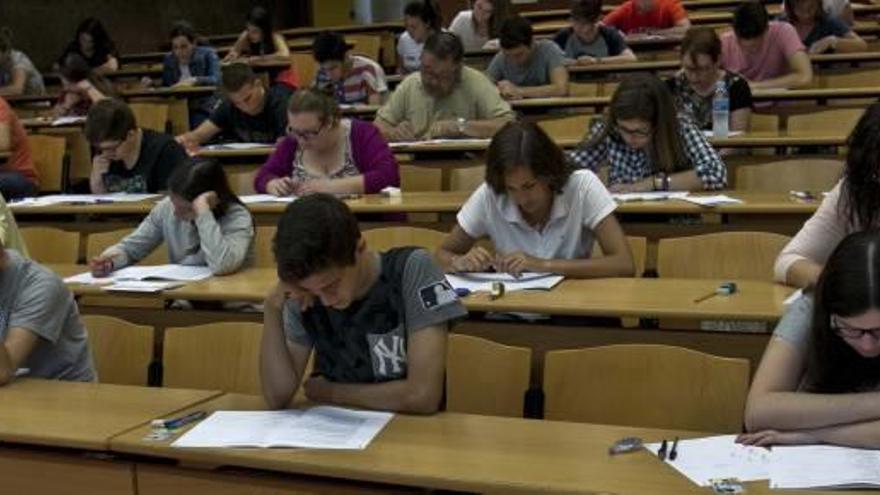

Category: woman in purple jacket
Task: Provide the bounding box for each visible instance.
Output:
[254,88,399,196]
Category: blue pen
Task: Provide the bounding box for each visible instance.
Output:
[454,288,471,297]
[151,410,207,430]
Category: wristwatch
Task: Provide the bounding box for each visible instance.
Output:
[456,117,468,136]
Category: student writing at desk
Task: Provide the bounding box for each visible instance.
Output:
[57,17,119,75]
[781,0,866,54]
[254,89,399,197]
[0,240,96,385]
[374,32,515,142]
[602,0,691,37]
[775,104,880,289]
[448,0,514,51]
[223,6,298,90]
[53,53,115,118]
[0,95,38,199]
[552,0,637,66]
[0,27,45,97]
[397,0,442,75]
[719,1,814,90]
[175,63,291,151]
[149,21,220,128]
[261,194,466,413]
[312,31,388,106]
[90,159,254,277]
[486,16,569,100]
[740,230,880,448]
[570,73,727,192]
[436,121,633,278]
[86,98,187,194]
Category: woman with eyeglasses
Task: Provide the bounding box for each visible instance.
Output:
[254,89,399,197]
[570,73,727,193]
[775,103,880,289]
[739,230,880,448]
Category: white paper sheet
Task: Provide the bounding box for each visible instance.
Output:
[771,445,880,489]
[201,143,273,151]
[52,116,87,126]
[445,272,564,293]
[64,264,212,285]
[10,193,159,207]
[239,194,297,204]
[644,435,771,487]
[389,138,491,149]
[171,407,394,450]
[702,130,744,138]
[101,280,184,293]
[612,192,690,202]
[680,195,744,207]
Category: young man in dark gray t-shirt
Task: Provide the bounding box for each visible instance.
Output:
[261,194,467,413]
[486,16,569,100]
[0,244,95,385]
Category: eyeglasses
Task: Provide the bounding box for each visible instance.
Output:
[831,315,880,340]
[287,123,326,140]
[96,140,125,154]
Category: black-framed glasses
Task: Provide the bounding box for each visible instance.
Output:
[287,123,326,140]
[831,315,880,340]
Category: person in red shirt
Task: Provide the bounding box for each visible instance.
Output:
[603,0,691,36]
[0,96,37,199]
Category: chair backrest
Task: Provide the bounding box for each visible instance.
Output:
[787,108,864,135]
[446,334,531,417]
[449,165,485,192]
[536,114,590,141]
[656,232,790,281]
[543,344,749,432]
[734,159,843,193]
[86,229,168,265]
[291,52,318,86]
[593,236,648,277]
[129,102,170,133]
[568,82,599,97]
[226,167,257,196]
[820,67,880,88]
[26,134,67,193]
[19,227,79,264]
[362,226,447,252]
[399,164,442,192]
[81,315,153,386]
[346,34,382,62]
[748,112,779,133]
[163,322,262,394]
[253,225,276,268]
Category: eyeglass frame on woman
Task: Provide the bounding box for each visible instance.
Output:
[286,121,328,140]
[831,315,880,340]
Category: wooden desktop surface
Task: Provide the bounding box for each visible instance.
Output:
[0,379,220,451]
[109,392,866,495]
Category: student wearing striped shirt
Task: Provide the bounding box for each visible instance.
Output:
[313,32,388,106]
[570,73,727,192]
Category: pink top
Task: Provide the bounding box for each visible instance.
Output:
[720,22,805,82]
[774,181,859,282]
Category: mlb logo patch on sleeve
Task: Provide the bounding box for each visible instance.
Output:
[419,281,458,310]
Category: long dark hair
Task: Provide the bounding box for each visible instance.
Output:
[784,0,826,24]
[485,121,574,195]
[404,0,442,31]
[167,158,243,219]
[586,73,688,175]
[246,6,276,55]
[74,17,117,59]
[804,230,880,393]
[472,0,515,38]
[840,104,880,230]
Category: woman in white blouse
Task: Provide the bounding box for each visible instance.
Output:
[448,0,515,51]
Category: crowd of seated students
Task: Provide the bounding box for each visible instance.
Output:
[4,1,880,455]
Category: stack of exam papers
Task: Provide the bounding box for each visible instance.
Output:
[612,191,690,202]
[239,194,297,204]
[201,143,273,151]
[171,407,393,450]
[445,272,564,293]
[11,193,159,207]
[64,264,212,293]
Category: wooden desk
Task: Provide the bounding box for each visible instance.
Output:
[109,393,863,495]
[0,378,220,451]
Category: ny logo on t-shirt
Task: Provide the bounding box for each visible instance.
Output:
[367,327,407,378]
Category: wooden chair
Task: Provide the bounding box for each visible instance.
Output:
[163,322,262,394]
[748,112,779,133]
[399,164,442,192]
[85,229,168,265]
[593,236,648,278]
[787,108,864,135]
[734,159,843,192]
[543,344,750,432]
[448,165,485,192]
[26,135,68,193]
[19,227,79,264]
[81,315,153,386]
[536,114,590,141]
[225,166,257,196]
[346,34,382,63]
[253,225,276,268]
[820,67,880,89]
[291,52,318,86]
[446,334,531,417]
[568,82,599,97]
[656,232,790,281]
[362,226,447,252]
[129,102,170,133]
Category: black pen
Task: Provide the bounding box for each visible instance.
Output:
[657,439,668,460]
[669,437,679,460]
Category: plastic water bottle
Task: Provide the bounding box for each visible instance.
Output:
[712,79,729,138]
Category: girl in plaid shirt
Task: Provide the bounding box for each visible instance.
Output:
[569,73,727,192]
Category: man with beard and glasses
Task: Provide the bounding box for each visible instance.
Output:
[374,32,515,142]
